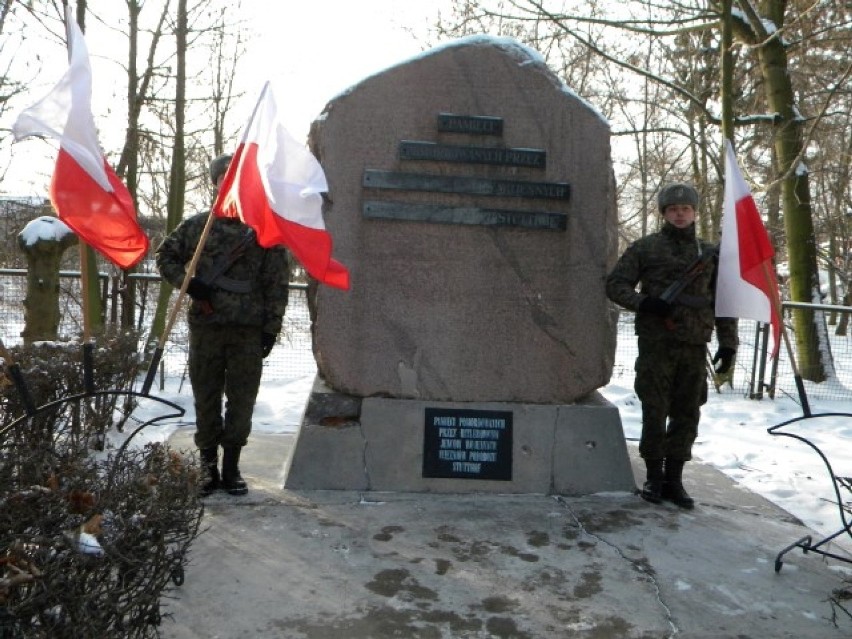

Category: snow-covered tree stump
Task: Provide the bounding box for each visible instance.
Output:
[17,216,78,343]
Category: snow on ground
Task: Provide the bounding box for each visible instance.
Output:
[603,370,852,551]
[115,322,852,555]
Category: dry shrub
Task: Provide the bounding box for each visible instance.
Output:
[1,332,142,434]
[0,335,203,638]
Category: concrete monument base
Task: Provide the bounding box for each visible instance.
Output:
[283,376,635,495]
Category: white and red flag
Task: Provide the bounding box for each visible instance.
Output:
[213,82,350,290]
[12,7,148,270]
[716,140,781,357]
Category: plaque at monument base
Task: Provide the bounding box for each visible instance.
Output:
[422,407,514,481]
[283,379,635,495]
[282,36,632,496]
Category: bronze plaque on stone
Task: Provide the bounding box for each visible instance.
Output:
[363,200,567,231]
[423,408,513,481]
[437,112,503,135]
[399,140,546,168]
[363,170,570,200]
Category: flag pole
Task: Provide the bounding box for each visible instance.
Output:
[761,262,811,416]
[79,251,91,344]
[722,135,810,415]
[66,11,96,395]
[141,211,217,395]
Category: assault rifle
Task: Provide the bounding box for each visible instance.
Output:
[194,229,255,315]
[659,249,716,309]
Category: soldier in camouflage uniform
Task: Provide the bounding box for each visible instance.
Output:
[606,183,738,509]
[156,154,290,496]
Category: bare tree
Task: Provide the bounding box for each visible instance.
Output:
[0,1,35,186]
[436,0,852,381]
[144,0,247,351]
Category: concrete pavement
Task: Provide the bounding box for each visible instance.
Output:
[161,429,852,639]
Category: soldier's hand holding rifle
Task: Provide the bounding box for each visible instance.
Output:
[186,276,214,315]
[638,296,673,317]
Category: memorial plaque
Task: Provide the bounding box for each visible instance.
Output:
[399,140,546,168]
[363,201,567,231]
[363,169,570,200]
[437,113,503,135]
[422,408,513,480]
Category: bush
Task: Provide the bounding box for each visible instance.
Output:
[0,335,203,638]
[1,333,142,438]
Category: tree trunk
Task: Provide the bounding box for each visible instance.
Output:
[17,219,79,344]
[147,0,188,353]
[731,0,827,381]
[757,7,825,381]
[837,292,850,337]
[70,2,104,339]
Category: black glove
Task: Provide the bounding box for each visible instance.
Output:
[186,277,213,302]
[638,296,672,317]
[713,347,736,375]
[261,332,276,358]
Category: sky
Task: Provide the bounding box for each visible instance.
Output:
[1,0,457,197]
[110,315,852,562]
[243,0,457,142]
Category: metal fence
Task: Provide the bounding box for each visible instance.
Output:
[768,302,852,404]
[612,303,852,406]
[0,269,316,385]
[4,268,852,406]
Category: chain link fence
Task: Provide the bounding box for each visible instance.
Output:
[612,304,852,406]
[0,269,316,387]
[4,269,852,406]
[767,302,852,404]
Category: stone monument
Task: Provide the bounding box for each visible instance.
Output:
[283,36,634,495]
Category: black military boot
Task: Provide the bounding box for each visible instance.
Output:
[221,447,248,496]
[199,447,220,497]
[641,459,664,504]
[662,459,695,509]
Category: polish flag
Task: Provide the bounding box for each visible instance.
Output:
[213,82,350,290]
[716,140,781,357]
[12,7,148,270]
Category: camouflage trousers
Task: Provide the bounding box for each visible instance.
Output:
[188,323,264,450]
[634,337,708,462]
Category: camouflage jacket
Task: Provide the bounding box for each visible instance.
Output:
[156,213,290,334]
[605,222,738,348]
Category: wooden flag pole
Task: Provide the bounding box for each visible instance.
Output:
[762,262,811,416]
[64,8,95,395]
[722,132,810,416]
[141,211,217,395]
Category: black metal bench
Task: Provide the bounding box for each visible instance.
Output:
[769,413,852,572]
